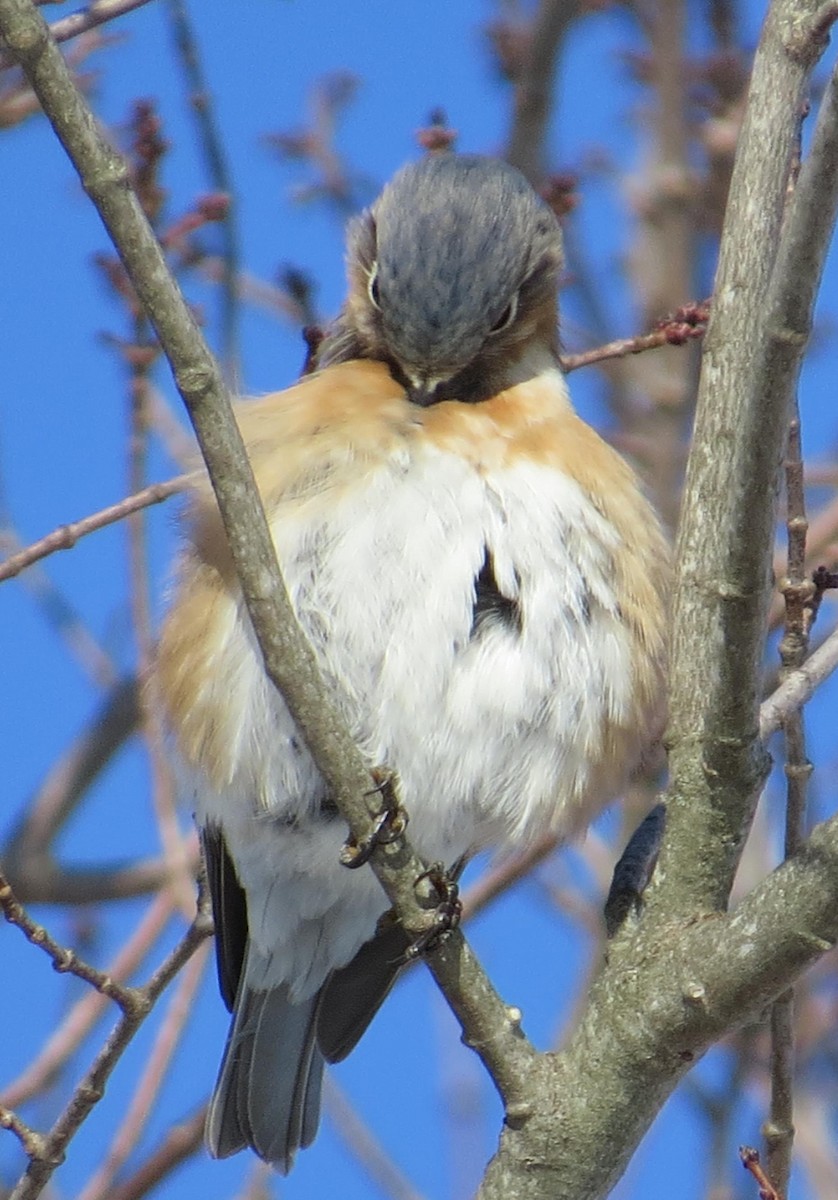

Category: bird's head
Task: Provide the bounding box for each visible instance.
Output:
[319,155,564,405]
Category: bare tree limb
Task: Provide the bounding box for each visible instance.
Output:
[760,622,838,740]
[1,893,175,1108]
[0,0,156,70]
[0,869,136,1007]
[77,942,212,1200]
[476,1,838,1194]
[0,0,539,1120]
[0,476,187,583]
[1,874,213,1200]
[657,0,837,918]
[478,807,838,1199]
[502,0,581,184]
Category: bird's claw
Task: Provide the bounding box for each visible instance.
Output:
[403,863,462,961]
[339,771,408,869]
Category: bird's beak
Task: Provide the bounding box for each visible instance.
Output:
[405,371,448,408]
[407,384,438,407]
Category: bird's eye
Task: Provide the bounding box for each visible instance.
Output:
[368,268,381,310]
[489,294,518,335]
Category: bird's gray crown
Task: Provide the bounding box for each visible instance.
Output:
[349,154,562,391]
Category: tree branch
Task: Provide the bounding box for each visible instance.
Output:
[0,476,187,583]
[760,622,838,740]
[1,892,174,1108]
[560,301,709,374]
[658,0,836,917]
[0,0,156,70]
[502,0,581,185]
[477,1,838,1194]
[2,875,213,1200]
[478,810,838,1200]
[76,942,212,1200]
[0,0,538,1116]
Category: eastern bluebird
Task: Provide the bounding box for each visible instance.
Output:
[155,153,669,1171]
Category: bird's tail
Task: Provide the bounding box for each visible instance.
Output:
[205,918,409,1170]
[205,960,325,1173]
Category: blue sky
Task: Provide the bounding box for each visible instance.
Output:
[2,2,838,1198]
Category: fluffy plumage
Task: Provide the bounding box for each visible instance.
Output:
[155,153,669,1171]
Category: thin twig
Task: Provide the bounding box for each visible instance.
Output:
[0,475,187,583]
[560,301,710,374]
[77,941,211,1200]
[1,892,175,1108]
[740,1145,782,1200]
[0,0,155,69]
[768,486,838,628]
[759,622,838,739]
[0,1108,46,1159]
[0,869,136,1010]
[4,878,212,1200]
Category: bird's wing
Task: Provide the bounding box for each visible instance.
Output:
[201,823,248,1013]
[316,916,410,1064]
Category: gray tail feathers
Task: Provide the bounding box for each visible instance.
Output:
[205,919,409,1170]
[206,977,325,1173]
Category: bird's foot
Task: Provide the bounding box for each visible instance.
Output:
[403,863,462,961]
[339,769,408,869]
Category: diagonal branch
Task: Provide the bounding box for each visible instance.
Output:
[0,476,187,584]
[760,622,838,740]
[0,0,156,70]
[0,0,537,1116]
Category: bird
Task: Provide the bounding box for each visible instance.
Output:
[155,152,669,1172]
